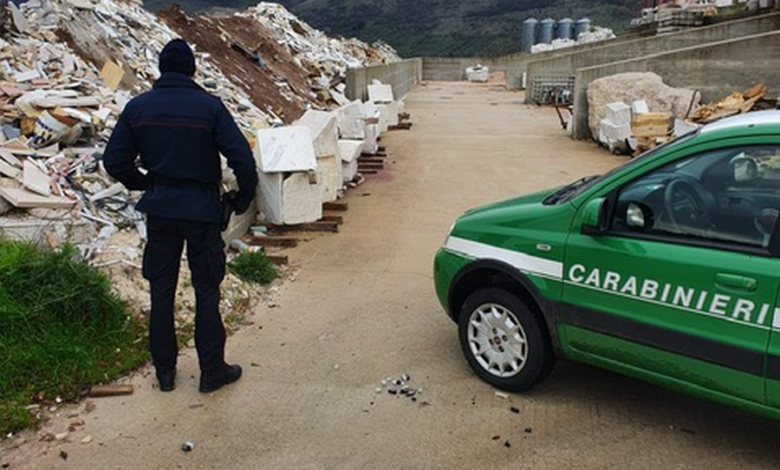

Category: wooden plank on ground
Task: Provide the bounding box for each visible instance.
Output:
[358,162,384,170]
[323,201,348,211]
[0,187,74,208]
[357,157,385,164]
[89,384,133,397]
[272,221,339,233]
[247,236,298,248]
[321,215,343,224]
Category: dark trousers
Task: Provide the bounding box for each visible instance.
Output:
[143,216,227,374]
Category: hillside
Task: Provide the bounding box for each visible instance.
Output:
[142,0,641,58]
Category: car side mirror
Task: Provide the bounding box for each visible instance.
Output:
[581,198,608,236]
[625,202,654,230]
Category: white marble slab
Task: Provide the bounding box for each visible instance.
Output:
[282,172,322,225]
[317,155,341,203]
[255,126,317,173]
[336,101,366,140]
[295,110,338,158]
[368,83,394,103]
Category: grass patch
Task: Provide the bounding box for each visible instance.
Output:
[227,251,278,284]
[0,241,147,435]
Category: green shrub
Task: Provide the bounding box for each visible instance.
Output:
[0,241,147,435]
[227,251,278,284]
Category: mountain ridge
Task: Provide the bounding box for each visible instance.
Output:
[142,0,641,57]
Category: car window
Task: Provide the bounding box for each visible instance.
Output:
[611,145,780,250]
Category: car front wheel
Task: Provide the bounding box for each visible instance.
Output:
[458,288,554,392]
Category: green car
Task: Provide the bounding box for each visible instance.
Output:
[434,110,780,420]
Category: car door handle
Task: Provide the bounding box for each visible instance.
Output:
[715,273,757,292]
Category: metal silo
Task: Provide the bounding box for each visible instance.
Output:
[575,18,591,39]
[539,18,555,44]
[521,18,538,52]
[557,18,574,40]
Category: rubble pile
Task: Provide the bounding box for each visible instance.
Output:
[0,1,408,332]
[240,3,400,106]
[0,0,402,237]
[18,0,273,129]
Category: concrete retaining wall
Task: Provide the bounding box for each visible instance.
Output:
[526,12,780,103]
[571,29,780,140]
[345,58,423,102]
[422,57,508,81]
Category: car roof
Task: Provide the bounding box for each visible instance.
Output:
[700,109,780,135]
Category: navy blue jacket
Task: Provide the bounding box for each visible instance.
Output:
[103,73,258,223]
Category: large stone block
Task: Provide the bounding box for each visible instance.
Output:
[363,125,379,155]
[598,118,631,153]
[339,140,363,183]
[368,83,394,103]
[317,155,341,203]
[257,172,322,225]
[294,110,339,158]
[605,102,631,126]
[377,102,399,130]
[336,101,366,140]
[254,126,317,173]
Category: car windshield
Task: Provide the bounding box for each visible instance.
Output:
[543,132,699,205]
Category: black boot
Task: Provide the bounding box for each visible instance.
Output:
[156,368,177,392]
[199,364,242,393]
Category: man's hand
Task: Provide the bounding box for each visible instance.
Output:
[221,191,238,231]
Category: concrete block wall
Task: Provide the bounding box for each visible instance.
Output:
[571,29,780,140]
[345,58,423,102]
[422,57,508,81]
[525,12,780,103]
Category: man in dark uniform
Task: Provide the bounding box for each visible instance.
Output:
[103,39,258,393]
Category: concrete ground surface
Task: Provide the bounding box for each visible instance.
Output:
[4,80,780,469]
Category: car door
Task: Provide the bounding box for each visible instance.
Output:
[560,143,780,405]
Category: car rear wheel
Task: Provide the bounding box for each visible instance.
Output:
[458,288,554,392]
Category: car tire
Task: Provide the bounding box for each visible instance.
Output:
[458,288,554,392]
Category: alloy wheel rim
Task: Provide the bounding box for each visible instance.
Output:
[467,303,528,378]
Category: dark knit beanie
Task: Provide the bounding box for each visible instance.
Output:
[159,39,196,76]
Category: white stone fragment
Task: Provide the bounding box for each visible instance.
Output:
[674,119,700,137]
[466,65,489,83]
[632,100,650,115]
[605,102,632,126]
[368,83,394,103]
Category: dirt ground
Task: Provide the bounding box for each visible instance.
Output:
[3,80,780,470]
